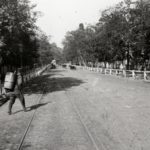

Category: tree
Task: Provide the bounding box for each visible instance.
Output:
[0,0,39,68]
[63,24,97,65]
[36,31,63,65]
[63,0,150,70]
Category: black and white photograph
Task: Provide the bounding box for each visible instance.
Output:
[0,0,150,149]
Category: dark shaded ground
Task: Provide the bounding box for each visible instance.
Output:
[23,71,84,95]
[0,69,84,108]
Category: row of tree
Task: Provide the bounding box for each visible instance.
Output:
[63,0,150,70]
[0,0,62,70]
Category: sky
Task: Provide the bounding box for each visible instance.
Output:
[32,0,123,48]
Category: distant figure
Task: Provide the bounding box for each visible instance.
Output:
[51,59,56,69]
[120,64,124,70]
[4,68,26,115]
[62,64,67,68]
[106,62,109,69]
[69,65,76,70]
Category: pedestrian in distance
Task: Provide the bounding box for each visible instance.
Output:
[4,68,26,115]
[51,59,56,69]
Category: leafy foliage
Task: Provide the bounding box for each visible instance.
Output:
[36,32,62,65]
[63,0,150,70]
[0,0,39,67]
[0,0,62,69]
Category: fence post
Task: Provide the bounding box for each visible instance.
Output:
[0,79,1,95]
[96,68,98,72]
[110,69,112,75]
[123,70,126,78]
[0,83,2,95]
[132,70,135,79]
[100,68,103,73]
[144,71,147,80]
[116,70,118,76]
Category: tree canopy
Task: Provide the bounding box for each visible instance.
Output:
[0,0,62,69]
[63,0,150,70]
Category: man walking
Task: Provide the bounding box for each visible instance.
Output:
[4,68,26,115]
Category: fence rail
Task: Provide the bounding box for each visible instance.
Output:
[79,66,150,81]
[0,65,49,95]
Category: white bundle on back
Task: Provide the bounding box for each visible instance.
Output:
[4,72,16,90]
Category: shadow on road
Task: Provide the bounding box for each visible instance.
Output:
[28,102,51,111]
[23,73,84,95]
[12,102,50,114]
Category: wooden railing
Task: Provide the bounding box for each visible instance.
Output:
[0,64,49,95]
[78,66,150,81]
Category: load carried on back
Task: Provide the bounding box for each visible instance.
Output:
[51,59,56,69]
[4,72,16,90]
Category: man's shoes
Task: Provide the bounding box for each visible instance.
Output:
[8,111,12,115]
[23,108,27,112]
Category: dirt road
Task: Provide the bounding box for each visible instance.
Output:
[0,67,150,150]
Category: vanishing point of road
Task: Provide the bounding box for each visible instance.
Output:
[0,67,150,150]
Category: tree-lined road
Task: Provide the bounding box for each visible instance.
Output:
[0,67,150,150]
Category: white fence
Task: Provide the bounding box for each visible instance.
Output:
[0,65,49,95]
[80,66,150,81]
